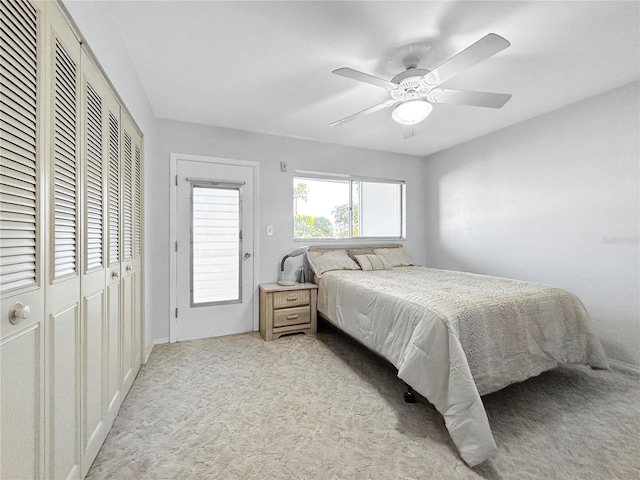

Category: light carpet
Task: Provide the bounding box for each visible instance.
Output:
[87,325,640,480]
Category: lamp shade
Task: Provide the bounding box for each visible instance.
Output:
[278,246,309,286]
[392,100,433,125]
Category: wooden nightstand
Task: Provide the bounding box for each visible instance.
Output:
[259,283,318,341]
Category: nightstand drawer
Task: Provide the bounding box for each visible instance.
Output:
[273,290,310,309]
[273,306,310,327]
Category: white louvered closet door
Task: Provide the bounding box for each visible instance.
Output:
[0,1,45,478]
[119,111,136,394]
[79,48,110,478]
[44,2,82,479]
[105,97,122,426]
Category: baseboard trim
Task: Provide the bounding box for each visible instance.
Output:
[608,358,640,376]
[144,337,170,364]
[144,343,153,364]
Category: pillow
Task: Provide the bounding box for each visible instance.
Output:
[374,247,412,267]
[306,249,360,276]
[354,254,391,271]
[346,247,376,262]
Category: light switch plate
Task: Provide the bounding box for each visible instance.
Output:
[266,226,273,236]
[280,161,287,172]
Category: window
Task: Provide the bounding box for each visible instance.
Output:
[191,184,241,305]
[293,174,405,240]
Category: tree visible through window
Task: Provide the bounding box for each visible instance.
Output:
[293,175,404,240]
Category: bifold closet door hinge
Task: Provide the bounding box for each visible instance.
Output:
[175,175,178,185]
[175,308,178,318]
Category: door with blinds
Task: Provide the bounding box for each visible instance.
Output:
[0,1,45,478]
[44,3,82,479]
[175,159,255,341]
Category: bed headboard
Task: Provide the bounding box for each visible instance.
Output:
[307,244,404,284]
[308,243,403,252]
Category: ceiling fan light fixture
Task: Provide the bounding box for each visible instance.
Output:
[392,100,433,125]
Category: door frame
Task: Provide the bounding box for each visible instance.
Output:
[169,153,260,343]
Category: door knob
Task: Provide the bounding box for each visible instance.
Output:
[112,270,119,279]
[8,302,30,325]
[244,252,252,259]
[126,265,132,272]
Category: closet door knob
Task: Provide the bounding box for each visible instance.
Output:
[9,302,30,325]
[112,270,119,279]
[126,265,132,272]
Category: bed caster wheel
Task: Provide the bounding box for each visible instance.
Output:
[404,386,416,403]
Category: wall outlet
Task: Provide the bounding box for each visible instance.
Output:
[280,161,287,172]
[266,226,273,236]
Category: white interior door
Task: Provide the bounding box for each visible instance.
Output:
[175,160,254,341]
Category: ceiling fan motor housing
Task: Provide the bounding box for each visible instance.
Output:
[390,68,433,101]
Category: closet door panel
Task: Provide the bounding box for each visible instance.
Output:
[79,49,109,476]
[105,102,122,423]
[0,0,45,478]
[121,271,134,392]
[0,325,42,480]
[49,303,80,480]
[119,114,136,394]
[44,2,81,478]
[106,279,121,421]
[82,290,104,438]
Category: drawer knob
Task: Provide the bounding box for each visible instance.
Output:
[286,314,300,320]
[287,294,298,301]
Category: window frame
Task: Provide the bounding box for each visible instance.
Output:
[293,171,406,242]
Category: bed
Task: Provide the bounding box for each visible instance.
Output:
[306,245,609,467]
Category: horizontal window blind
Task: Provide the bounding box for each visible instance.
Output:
[52,38,78,279]
[85,82,103,271]
[0,0,39,293]
[122,131,132,261]
[191,186,240,305]
[108,111,119,266]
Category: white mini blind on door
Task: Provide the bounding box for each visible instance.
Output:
[191,186,241,305]
[122,131,132,261]
[85,82,103,271]
[133,144,141,258]
[52,39,77,279]
[107,112,119,266]
[0,0,39,293]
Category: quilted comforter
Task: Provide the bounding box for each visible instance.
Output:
[316,266,609,466]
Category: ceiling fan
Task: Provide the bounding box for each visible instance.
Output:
[330,33,512,138]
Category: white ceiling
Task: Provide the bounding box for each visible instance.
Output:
[106,1,639,157]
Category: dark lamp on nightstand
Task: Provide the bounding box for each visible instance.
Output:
[278,246,309,286]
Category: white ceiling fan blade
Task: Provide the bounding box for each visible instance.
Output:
[402,125,415,140]
[332,67,399,90]
[421,33,510,87]
[428,88,512,108]
[330,100,397,127]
